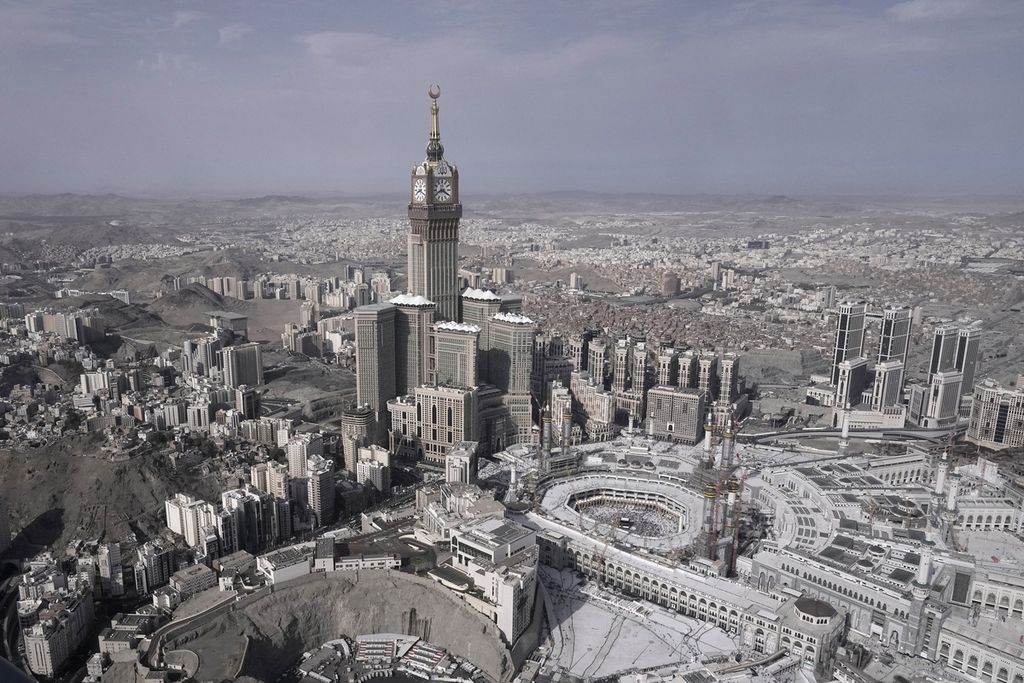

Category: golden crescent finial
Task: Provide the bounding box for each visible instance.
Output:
[428,84,441,99]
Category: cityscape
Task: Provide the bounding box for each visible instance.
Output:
[1,3,1024,683]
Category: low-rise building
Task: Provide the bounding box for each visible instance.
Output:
[312,538,401,573]
[257,546,313,584]
[169,563,217,599]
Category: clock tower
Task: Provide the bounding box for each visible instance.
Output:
[408,85,462,322]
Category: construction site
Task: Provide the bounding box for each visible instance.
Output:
[502,411,758,580]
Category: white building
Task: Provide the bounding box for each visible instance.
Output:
[445,440,477,484]
[355,444,391,493]
[165,492,220,548]
[257,546,312,584]
[287,433,323,478]
[21,561,94,678]
[440,517,538,643]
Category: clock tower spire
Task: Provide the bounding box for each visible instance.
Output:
[426,84,444,161]
[407,85,462,322]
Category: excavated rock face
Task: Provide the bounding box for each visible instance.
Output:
[174,571,513,683]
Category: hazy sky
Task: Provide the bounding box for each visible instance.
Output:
[2,0,1022,196]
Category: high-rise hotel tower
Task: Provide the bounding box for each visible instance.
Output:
[407,85,461,321]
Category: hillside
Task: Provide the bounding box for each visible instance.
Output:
[147,285,301,343]
[60,294,166,330]
[0,435,225,553]
[147,283,227,314]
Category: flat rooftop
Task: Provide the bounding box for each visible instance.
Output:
[172,563,214,579]
[461,517,533,548]
[262,546,312,568]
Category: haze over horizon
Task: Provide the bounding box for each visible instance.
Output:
[3,0,1023,197]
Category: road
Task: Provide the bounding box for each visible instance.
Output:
[744,425,964,444]
[144,592,239,669]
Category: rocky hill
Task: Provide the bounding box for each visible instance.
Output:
[175,571,513,682]
[148,283,227,314]
[0,435,224,552]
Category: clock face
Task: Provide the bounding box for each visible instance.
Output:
[435,161,451,177]
[434,178,452,202]
[413,178,427,202]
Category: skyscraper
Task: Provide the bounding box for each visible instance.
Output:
[354,303,398,419]
[97,543,124,598]
[461,288,503,377]
[431,321,480,388]
[923,370,963,427]
[719,352,739,403]
[678,350,699,389]
[221,342,264,389]
[954,326,981,393]
[871,360,905,410]
[488,313,536,395]
[306,455,335,528]
[340,405,375,474]
[300,301,320,331]
[184,335,223,377]
[407,86,461,321]
[286,433,323,478]
[489,313,536,445]
[611,341,631,393]
[235,385,261,420]
[565,333,591,374]
[820,284,837,311]
[835,356,870,409]
[391,293,435,395]
[630,342,649,395]
[928,324,960,377]
[831,302,866,385]
[221,488,275,554]
[656,347,679,387]
[587,339,609,388]
[698,351,719,400]
[877,306,912,364]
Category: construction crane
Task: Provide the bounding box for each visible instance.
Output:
[705,482,721,561]
[596,517,619,586]
[728,470,747,577]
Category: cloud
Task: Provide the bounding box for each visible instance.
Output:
[0,2,82,49]
[172,10,202,29]
[136,52,194,72]
[219,23,252,45]
[1,2,1022,195]
[887,0,1021,22]
[298,31,394,60]
[888,0,976,21]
